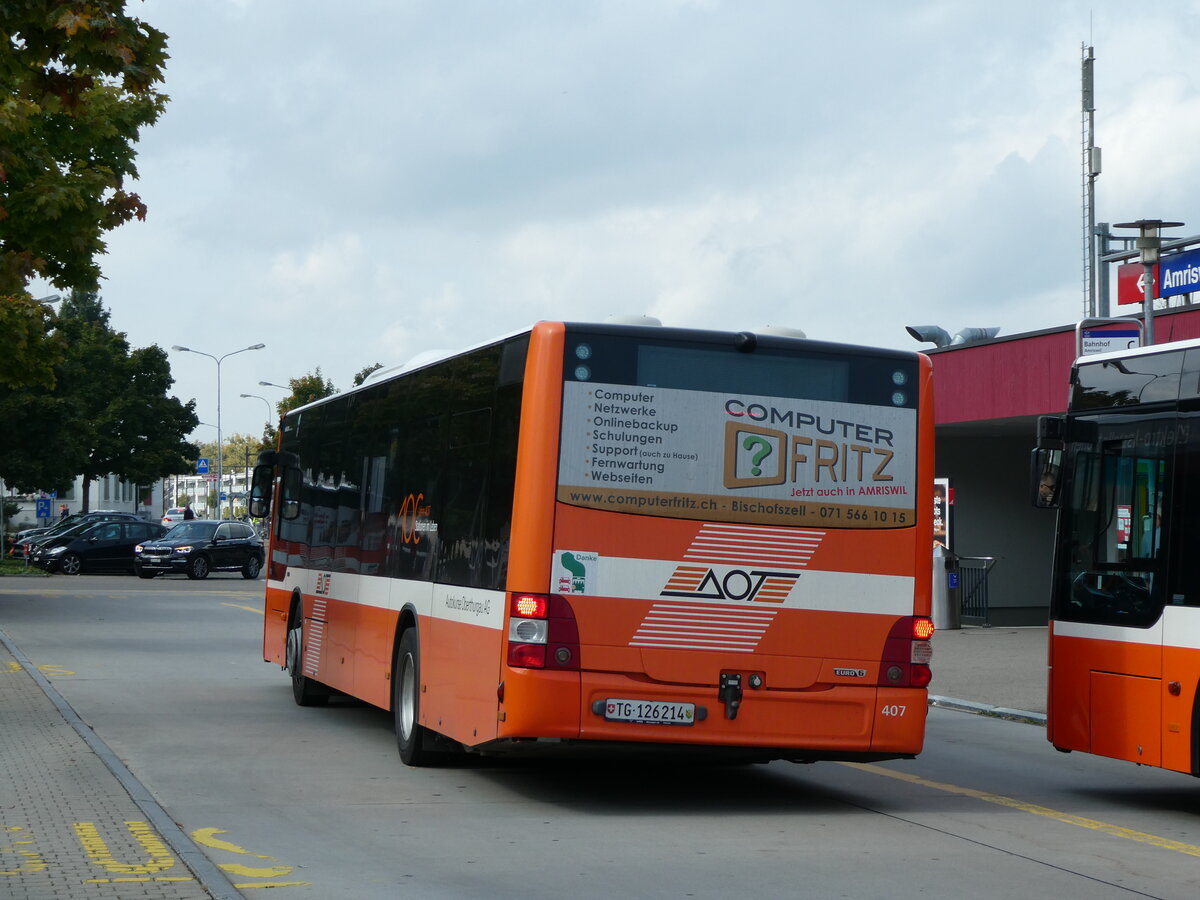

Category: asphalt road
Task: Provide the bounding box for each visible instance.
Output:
[2,574,1199,899]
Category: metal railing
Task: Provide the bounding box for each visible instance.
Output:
[958,556,997,626]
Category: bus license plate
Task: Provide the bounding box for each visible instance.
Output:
[604,699,695,726]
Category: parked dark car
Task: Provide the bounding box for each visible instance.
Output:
[32,520,168,575]
[13,511,141,559]
[134,520,264,580]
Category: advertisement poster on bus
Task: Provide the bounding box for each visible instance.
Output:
[557,381,917,528]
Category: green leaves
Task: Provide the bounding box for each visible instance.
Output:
[0,290,198,494]
[0,1,169,297]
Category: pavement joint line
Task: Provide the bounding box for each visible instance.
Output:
[0,623,243,900]
[929,693,1047,727]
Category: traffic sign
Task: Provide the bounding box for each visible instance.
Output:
[196,458,210,474]
[36,499,52,518]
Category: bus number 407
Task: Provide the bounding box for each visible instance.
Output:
[881,705,907,717]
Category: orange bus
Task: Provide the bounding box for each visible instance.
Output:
[251,320,935,766]
[1033,337,1200,775]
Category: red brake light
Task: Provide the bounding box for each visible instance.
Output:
[912,617,935,641]
[508,643,547,668]
[909,665,933,688]
[512,594,548,618]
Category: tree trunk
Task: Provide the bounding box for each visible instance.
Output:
[80,473,92,513]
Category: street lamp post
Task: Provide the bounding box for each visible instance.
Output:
[240,393,274,431]
[1114,219,1184,346]
[172,343,265,520]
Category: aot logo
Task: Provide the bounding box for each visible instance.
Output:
[660,564,800,603]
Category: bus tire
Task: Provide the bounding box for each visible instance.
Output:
[287,615,329,707]
[395,629,436,766]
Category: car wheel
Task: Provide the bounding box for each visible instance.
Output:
[59,553,83,576]
[186,555,210,580]
[395,629,439,766]
[287,611,329,706]
[241,555,262,580]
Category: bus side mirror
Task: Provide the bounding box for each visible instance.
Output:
[280,467,302,520]
[1031,448,1062,508]
[249,464,273,519]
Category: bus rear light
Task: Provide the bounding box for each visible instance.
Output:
[909,664,932,688]
[508,643,547,668]
[512,594,549,618]
[878,616,934,688]
[911,641,933,665]
[505,593,580,670]
[509,618,548,643]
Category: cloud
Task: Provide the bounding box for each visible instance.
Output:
[72,0,1200,438]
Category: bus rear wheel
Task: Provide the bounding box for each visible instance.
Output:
[395,629,437,766]
[287,615,329,707]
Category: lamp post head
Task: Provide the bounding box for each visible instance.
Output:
[1115,219,1185,265]
[171,345,190,352]
[247,343,266,351]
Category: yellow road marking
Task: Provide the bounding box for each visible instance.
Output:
[221,602,263,615]
[842,762,1200,857]
[3,662,75,676]
[191,827,309,887]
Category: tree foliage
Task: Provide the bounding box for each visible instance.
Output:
[0,1,169,297]
[277,368,337,418]
[0,291,197,507]
[0,294,61,388]
[353,362,383,387]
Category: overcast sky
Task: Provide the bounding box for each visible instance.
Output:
[46,0,1200,439]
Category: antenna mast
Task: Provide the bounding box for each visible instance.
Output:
[1082,45,1100,317]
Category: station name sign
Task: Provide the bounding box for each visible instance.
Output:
[1160,247,1200,299]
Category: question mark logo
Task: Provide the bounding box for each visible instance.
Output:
[742,435,773,477]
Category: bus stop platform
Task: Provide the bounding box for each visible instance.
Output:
[0,629,237,900]
[929,625,1048,725]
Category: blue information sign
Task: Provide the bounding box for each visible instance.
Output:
[36,499,52,518]
[196,458,210,474]
[1160,247,1200,299]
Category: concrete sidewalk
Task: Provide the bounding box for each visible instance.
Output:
[929,625,1048,724]
[0,632,237,900]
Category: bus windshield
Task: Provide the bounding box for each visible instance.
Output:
[1056,420,1169,628]
[558,329,919,528]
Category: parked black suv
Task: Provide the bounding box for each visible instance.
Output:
[134,520,264,580]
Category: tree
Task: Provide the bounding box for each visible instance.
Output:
[1,2,169,297]
[0,295,61,389]
[353,363,383,387]
[277,369,337,418]
[0,291,198,507]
